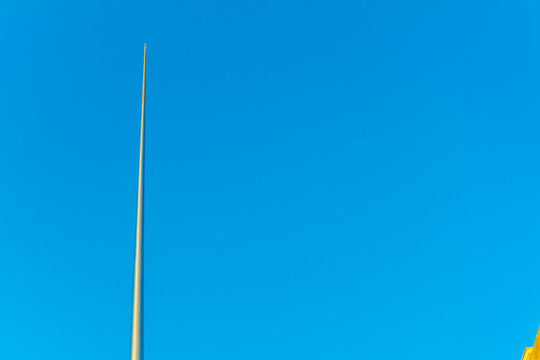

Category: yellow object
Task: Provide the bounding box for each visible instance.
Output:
[131,43,146,360]
[522,326,540,360]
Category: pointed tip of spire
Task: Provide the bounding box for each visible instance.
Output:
[144,43,147,51]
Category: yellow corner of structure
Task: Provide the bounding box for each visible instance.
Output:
[522,326,540,360]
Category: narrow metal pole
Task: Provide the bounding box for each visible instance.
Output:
[131,43,146,360]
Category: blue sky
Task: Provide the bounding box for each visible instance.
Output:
[1,0,540,358]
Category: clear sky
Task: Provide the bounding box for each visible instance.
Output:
[1,0,540,359]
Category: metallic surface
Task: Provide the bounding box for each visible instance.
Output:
[522,326,540,360]
[131,43,146,360]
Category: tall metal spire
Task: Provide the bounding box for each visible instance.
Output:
[131,43,146,360]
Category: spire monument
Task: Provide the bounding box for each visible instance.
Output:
[131,43,146,360]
